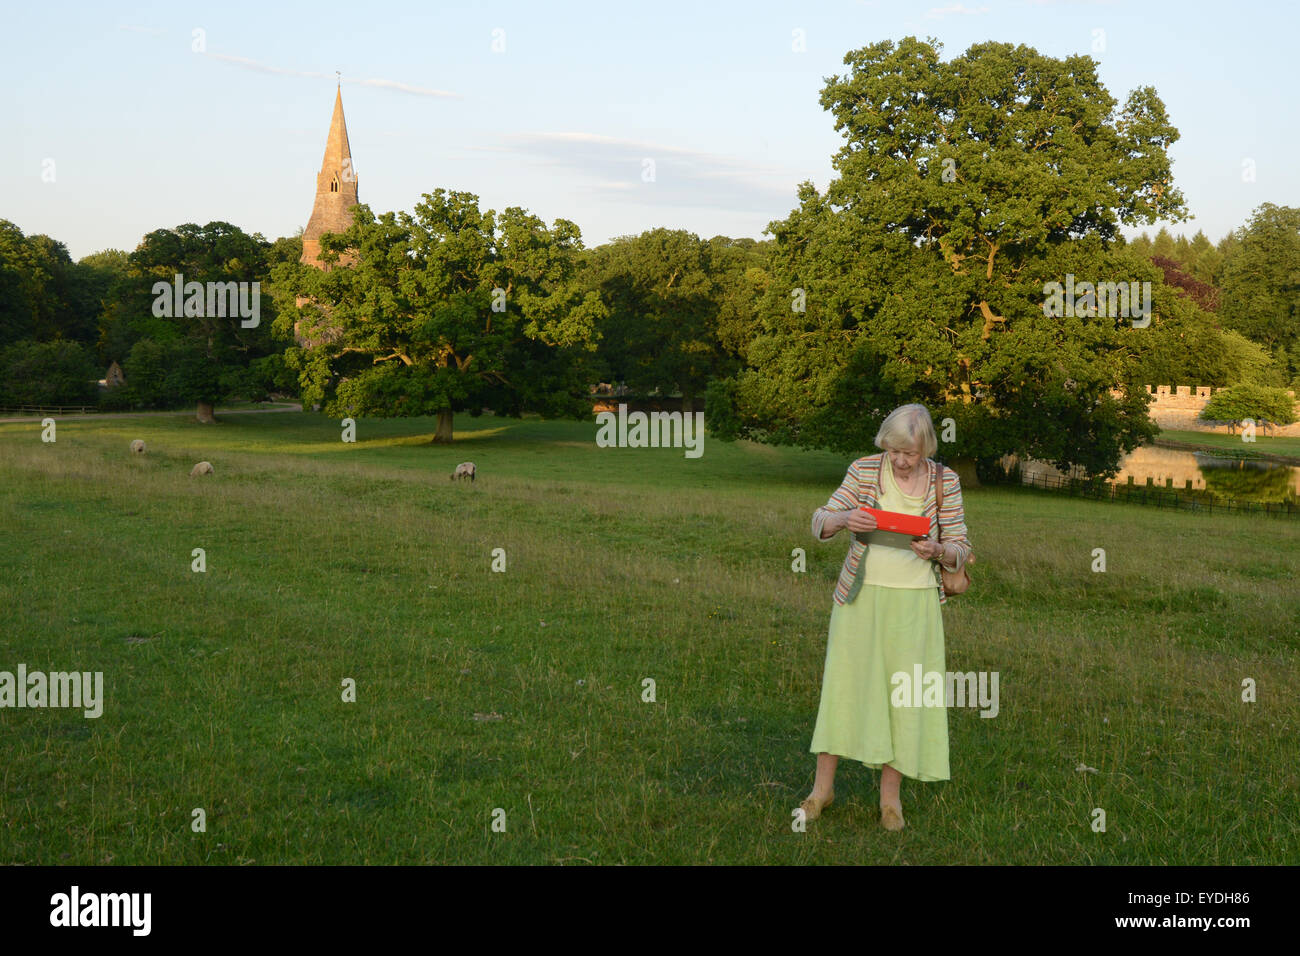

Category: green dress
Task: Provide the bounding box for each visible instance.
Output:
[809,466,950,782]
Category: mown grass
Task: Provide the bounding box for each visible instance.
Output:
[1157,427,1300,460]
[1,410,1296,864]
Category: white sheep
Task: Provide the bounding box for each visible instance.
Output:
[190,461,214,477]
[130,440,146,455]
[450,461,476,482]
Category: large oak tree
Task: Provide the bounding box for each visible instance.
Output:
[276,189,607,443]
[709,38,1188,479]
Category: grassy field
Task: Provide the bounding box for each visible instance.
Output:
[1156,427,1300,462]
[1,410,1297,865]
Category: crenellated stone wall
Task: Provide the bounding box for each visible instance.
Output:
[1108,385,1300,437]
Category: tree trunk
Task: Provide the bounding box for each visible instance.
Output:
[432,408,454,443]
[949,456,981,488]
[196,401,217,424]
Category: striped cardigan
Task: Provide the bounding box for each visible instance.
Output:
[811,452,973,607]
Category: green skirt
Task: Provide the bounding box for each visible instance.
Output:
[809,583,950,782]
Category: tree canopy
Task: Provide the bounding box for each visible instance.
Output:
[582,230,764,409]
[276,190,607,442]
[1218,203,1300,384]
[125,221,281,421]
[0,221,102,348]
[1202,382,1297,425]
[708,37,1189,478]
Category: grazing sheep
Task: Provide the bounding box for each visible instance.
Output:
[451,461,476,482]
[130,439,146,455]
[190,461,214,477]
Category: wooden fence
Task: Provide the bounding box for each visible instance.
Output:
[0,404,99,416]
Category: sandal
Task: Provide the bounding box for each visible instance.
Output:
[799,791,834,821]
[880,802,905,831]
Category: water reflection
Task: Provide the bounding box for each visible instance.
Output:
[1002,445,1300,504]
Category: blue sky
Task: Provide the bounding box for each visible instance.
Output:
[3,0,1296,260]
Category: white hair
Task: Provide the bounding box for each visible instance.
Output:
[874,404,937,458]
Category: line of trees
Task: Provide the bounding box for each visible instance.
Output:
[2,37,1296,477]
[0,220,296,419]
[1126,206,1300,387]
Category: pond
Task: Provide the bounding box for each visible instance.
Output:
[1005,445,1300,505]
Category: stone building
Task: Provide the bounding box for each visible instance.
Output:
[301,85,359,270]
[1107,385,1300,437]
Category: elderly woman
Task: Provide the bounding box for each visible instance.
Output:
[801,403,973,830]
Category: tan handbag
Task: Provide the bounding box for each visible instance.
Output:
[933,462,973,596]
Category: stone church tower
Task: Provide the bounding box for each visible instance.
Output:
[301,85,359,269]
[295,86,359,347]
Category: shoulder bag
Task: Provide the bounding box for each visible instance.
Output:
[933,462,973,596]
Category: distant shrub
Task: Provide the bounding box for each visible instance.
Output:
[1202,383,1297,425]
[122,337,217,409]
[98,386,137,411]
[0,339,99,406]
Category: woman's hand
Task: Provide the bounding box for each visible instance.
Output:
[841,508,878,534]
[909,537,942,560]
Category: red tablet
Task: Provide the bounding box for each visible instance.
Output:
[860,506,930,537]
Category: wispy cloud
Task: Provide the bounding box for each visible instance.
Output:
[358,77,459,98]
[200,52,461,98]
[926,4,990,17]
[203,52,329,79]
[475,131,800,213]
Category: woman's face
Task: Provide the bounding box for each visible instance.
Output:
[887,442,923,477]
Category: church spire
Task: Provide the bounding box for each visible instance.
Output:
[301,84,359,268]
